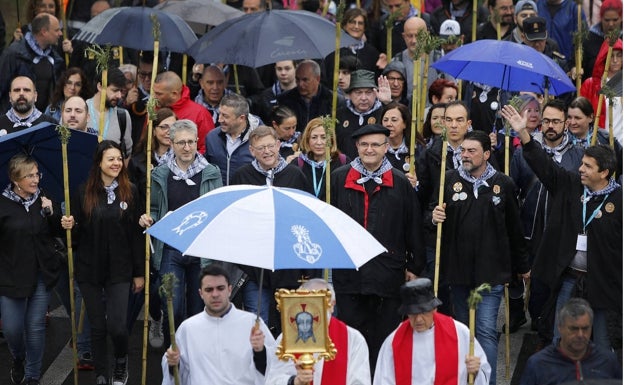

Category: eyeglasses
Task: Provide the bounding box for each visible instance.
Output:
[138,71,152,78]
[173,139,197,148]
[357,141,387,149]
[65,81,82,88]
[541,118,565,126]
[21,172,43,180]
[252,142,278,152]
[386,76,404,83]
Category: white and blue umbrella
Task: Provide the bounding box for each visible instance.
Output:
[146,185,386,270]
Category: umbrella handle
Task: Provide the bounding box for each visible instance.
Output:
[256,269,265,323]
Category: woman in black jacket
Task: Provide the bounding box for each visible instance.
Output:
[0,153,61,385]
[62,140,144,385]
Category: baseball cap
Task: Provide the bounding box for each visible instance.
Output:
[523,16,547,41]
[515,0,537,14]
[439,19,461,37]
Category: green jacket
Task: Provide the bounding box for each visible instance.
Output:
[149,161,222,270]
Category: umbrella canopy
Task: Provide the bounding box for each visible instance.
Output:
[0,123,98,203]
[154,0,244,35]
[146,185,387,270]
[431,40,576,96]
[72,6,197,53]
[186,9,361,68]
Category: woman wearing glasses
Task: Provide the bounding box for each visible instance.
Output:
[61,140,145,385]
[0,154,61,385]
[45,67,92,123]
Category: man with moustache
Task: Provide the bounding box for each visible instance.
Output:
[0,76,55,135]
[60,95,97,134]
[0,13,64,112]
[431,130,530,385]
[86,68,133,160]
[508,98,583,333]
[476,0,515,40]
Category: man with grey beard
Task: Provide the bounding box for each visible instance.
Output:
[0,76,55,136]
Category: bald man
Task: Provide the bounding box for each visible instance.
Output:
[153,71,215,153]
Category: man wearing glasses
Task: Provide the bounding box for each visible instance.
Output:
[509,98,583,336]
[230,125,312,334]
[331,124,425,373]
[139,119,223,349]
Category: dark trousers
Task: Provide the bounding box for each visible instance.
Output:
[79,281,130,377]
[335,293,401,374]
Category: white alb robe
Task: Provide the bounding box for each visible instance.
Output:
[373,319,490,385]
[161,305,276,385]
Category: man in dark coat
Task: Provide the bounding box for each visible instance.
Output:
[0,13,64,112]
[230,125,315,334]
[336,70,385,159]
[431,130,530,385]
[276,60,342,132]
[331,124,425,372]
[0,76,56,136]
[503,103,622,353]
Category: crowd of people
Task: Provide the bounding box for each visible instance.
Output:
[0,0,622,384]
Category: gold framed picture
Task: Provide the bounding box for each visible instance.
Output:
[275,288,336,363]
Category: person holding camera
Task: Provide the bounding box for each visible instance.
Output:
[0,153,61,385]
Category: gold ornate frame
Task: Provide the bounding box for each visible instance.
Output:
[275,288,336,366]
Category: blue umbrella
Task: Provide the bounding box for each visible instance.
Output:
[431,40,576,96]
[72,6,197,53]
[186,10,361,68]
[0,123,98,203]
[146,184,386,270]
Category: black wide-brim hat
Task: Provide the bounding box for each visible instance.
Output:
[398,278,443,315]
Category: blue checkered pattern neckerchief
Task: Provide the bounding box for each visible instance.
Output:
[25,32,54,65]
[281,131,301,147]
[387,138,409,160]
[345,99,382,126]
[252,156,288,186]
[6,107,42,128]
[104,180,119,204]
[458,162,497,198]
[350,157,393,185]
[447,143,462,169]
[2,184,41,212]
[584,177,620,198]
[167,153,209,186]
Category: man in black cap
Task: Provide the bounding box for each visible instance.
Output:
[330,123,425,372]
[373,278,491,385]
[521,16,568,71]
[374,278,491,385]
[336,70,389,160]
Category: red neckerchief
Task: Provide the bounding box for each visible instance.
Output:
[317,316,349,385]
[392,312,459,385]
[344,167,394,228]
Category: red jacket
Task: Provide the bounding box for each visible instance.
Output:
[580,38,623,129]
[170,85,214,153]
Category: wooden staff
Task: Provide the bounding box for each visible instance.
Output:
[591,37,617,145]
[504,283,510,378]
[410,57,421,174]
[468,283,491,385]
[433,127,447,296]
[471,0,477,42]
[141,15,161,385]
[503,95,525,175]
[59,0,69,67]
[57,125,79,385]
[84,45,111,142]
[233,64,241,94]
[385,11,399,60]
[160,273,180,385]
[182,54,188,85]
[574,0,583,95]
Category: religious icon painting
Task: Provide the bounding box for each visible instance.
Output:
[275,288,336,364]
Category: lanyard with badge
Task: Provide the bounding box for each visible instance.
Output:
[577,190,609,251]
